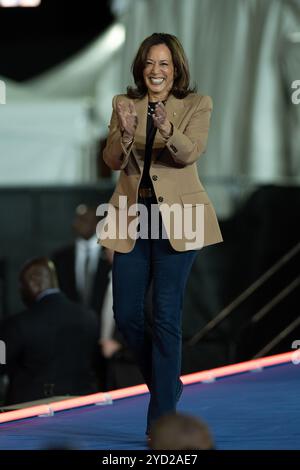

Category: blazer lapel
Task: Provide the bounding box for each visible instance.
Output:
[165,93,185,127]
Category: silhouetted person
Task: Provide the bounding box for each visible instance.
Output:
[1,257,100,405]
[149,412,215,450]
[53,203,149,390]
[53,204,124,389]
[53,204,112,323]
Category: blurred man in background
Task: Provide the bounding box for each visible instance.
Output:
[53,203,152,391]
[53,203,118,389]
[1,257,100,405]
[53,204,111,321]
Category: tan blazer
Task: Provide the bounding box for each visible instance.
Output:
[98,92,223,253]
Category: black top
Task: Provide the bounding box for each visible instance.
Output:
[139,101,165,189]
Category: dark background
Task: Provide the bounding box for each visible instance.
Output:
[0,0,114,81]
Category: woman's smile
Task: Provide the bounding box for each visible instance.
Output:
[143,44,174,101]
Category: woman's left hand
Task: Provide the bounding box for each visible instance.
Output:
[153,102,172,139]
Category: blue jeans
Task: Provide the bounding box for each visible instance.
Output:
[112,195,198,432]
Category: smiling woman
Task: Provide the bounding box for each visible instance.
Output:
[127,33,196,100]
[143,44,175,102]
[98,32,223,440]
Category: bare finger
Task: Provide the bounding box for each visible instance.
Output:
[156,101,166,111]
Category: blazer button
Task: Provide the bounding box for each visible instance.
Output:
[152,175,158,181]
[158,196,164,202]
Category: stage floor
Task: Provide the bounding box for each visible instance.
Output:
[0,363,299,450]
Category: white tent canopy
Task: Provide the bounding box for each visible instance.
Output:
[1,0,299,216]
[0,24,125,185]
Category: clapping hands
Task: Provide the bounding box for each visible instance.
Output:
[116,99,172,141]
[152,102,172,139]
[116,100,138,141]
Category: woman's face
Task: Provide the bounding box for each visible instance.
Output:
[143,44,175,101]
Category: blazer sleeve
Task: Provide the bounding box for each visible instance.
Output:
[102,95,135,171]
[166,95,213,166]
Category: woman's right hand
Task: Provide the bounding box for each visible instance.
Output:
[116,100,138,140]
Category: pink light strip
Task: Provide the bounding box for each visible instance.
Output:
[0,351,295,424]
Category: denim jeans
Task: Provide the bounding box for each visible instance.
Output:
[112,194,198,432]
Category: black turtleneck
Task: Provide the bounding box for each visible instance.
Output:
[139,101,164,189]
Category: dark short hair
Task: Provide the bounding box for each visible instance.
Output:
[127,33,196,99]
